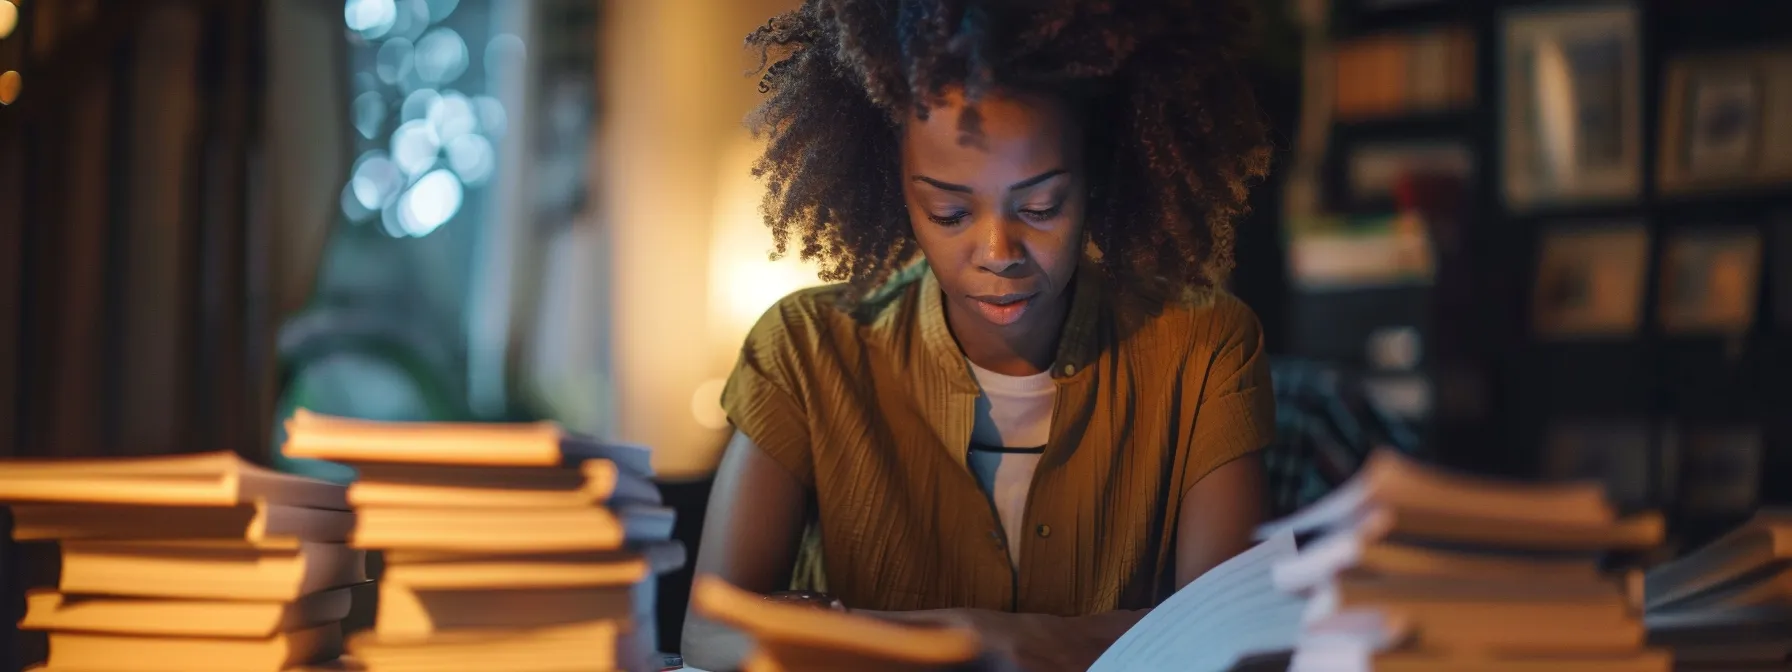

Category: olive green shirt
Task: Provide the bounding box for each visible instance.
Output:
[720,260,1275,616]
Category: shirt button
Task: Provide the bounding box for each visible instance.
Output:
[989,530,1004,546]
[1061,364,1076,376]
[1036,524,1052,538]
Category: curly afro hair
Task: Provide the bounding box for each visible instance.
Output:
[746,0,1272,298]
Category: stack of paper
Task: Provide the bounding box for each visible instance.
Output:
[1262,450,1670,672]
[282,410,682,672]
[1,451,367,671]
[1645,510,1792,670]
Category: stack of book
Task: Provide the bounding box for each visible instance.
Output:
[1261,450,1671,672]
[281,410,682,672]
[1,451,366,671]
[1645,510,1792,670]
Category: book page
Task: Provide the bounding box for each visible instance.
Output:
[1087,530,1303,672]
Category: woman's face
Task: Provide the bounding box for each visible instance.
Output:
[900,88,1087,343]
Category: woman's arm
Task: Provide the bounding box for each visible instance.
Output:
[871,452,1268,671]
[680,430,809,671]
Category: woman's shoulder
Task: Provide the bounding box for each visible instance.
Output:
[741,270,926,356]
[1115,286,1264,357]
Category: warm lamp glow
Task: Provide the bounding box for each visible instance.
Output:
[0,2,17,40]
[707,136,824,352]
[0,71,19,106]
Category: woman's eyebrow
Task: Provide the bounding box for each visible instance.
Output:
[909,168,1067,194]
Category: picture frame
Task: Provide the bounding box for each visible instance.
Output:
[1532,223,1651,339]
[1500,3,1643,211]
[1345,140,1475,205]
[1658,48,1792,194]
[1664,424,1764,518]
[1657,226,1764,335]
[1542,419,1655,510]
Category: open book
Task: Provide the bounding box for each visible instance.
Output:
[1087,530,1303,672]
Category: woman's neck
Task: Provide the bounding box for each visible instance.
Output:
[943,293,1070,377]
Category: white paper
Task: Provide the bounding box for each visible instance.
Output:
[1087,531,1305,672]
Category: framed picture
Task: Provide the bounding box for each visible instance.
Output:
[1345,141,1475,204]
[1532,223,1651,339]
[1665,424,1764,518]
[1658,227,1764,335]
[1659,48,1792,194]
[1543,420,1655,510]
[1501,4,1643,211]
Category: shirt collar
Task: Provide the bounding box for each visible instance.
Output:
[915,258,1103,387]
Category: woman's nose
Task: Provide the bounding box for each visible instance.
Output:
[972,216,1026,274]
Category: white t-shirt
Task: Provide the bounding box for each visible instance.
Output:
[964,361,1055,568]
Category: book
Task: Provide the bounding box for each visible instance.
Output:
[381,544,686,589]
[1087,531,1304,672]
[0,451,349,510]
[1255,451,1615,541]
[1645,510,1792,610]
[1303,574,1632,625]
[349,458,662,508]
[20,587,352,638]
[690,575,983,672]
[376,583,637,639]
[9,501,354,546]
[39,623,343,672]
[1642,511,1792,667]
[351,504,676,552]
[1289,646,1670,672]
[53,539,367,601]
[1302,608,1646,655]
[348,621,627,672]
[1273,525,1603,593]
[283,409,653,475]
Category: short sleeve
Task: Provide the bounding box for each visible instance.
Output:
[719,303,816,488]
[1181,297,1277,494]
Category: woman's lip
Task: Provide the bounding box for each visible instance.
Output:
[969,293,1036,325]
[970,292,1036,306]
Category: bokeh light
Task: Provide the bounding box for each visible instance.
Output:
[415,28,469,85]
[473,95,507,140]
[424,0,460,23]
[344,0,397,40]
[391,120,441,177]
[352,91,386,140]
[428,91,477,144]
[398,169,463,237]
[0,71,20,106]
[0,1,18,40]
[387,0,431,43]
[446,134,495,186]
[400,88,440,124]
[349,152,405,212]
[485,34,526,81]
[341,182,375,222]
[375,37,414,85]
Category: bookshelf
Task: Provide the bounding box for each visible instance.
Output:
[1284,0,1792,545]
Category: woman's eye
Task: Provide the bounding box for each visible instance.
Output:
[928,211,968,226]
[1018,205,1062,222]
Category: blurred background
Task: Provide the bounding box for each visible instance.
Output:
[1,0,1791,651]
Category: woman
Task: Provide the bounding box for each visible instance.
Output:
[684,1,1274,669]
